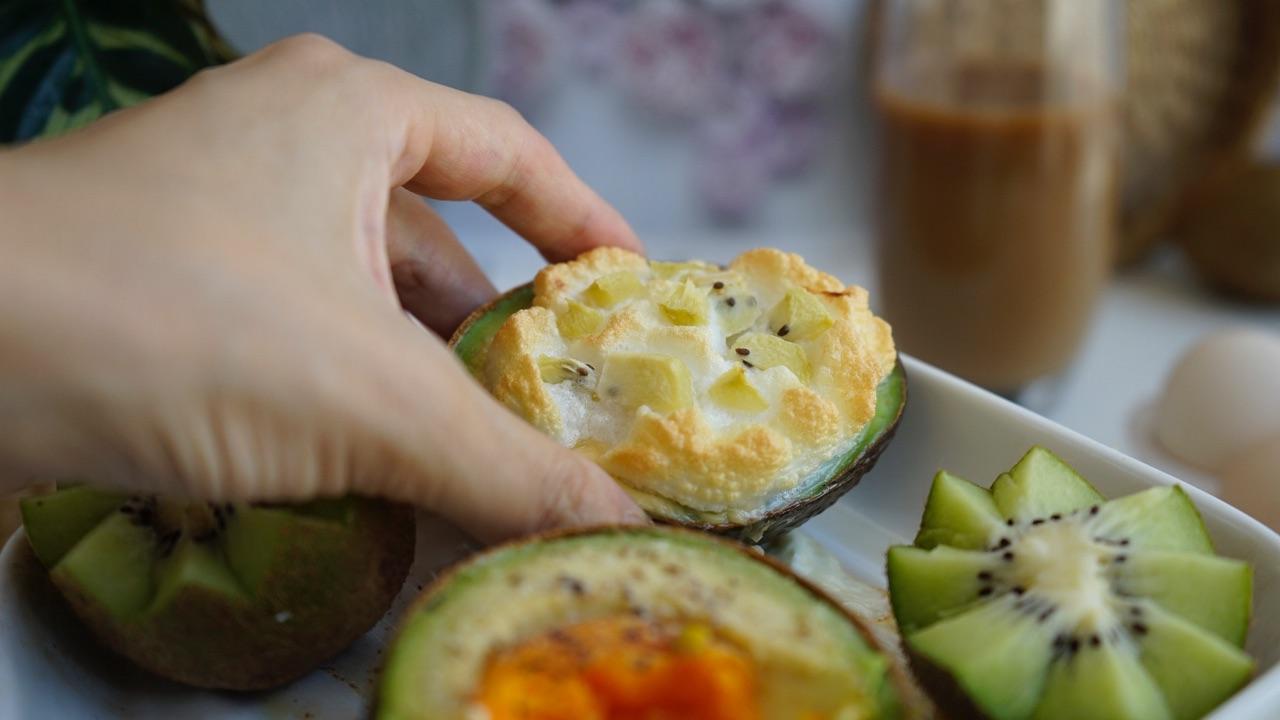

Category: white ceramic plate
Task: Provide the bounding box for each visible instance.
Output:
[1,356,1277,719]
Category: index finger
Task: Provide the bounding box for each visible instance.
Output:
[378,68,644,262]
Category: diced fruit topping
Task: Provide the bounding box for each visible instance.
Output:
[714,292,762,336]
[659,280,710,326]
[989,447,1103,523]
[708,366,768,412]
[732,332,810,381]
[598,353,694,412]
[768,288,833,341]
[558,300,606,340]
[538,356,595,384]
[889,446,1255,720]
[583,271,646,308]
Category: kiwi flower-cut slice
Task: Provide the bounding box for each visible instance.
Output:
[888,447,1254,720]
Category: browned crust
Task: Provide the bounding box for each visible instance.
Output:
[378,525,916,716]
[679,358,906,544]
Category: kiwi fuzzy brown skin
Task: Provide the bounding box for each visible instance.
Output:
[43,498,415,691]
[1178,161,1280,304]
[373,525,916,719]
[450,282,907,545]
[901,648,992,720]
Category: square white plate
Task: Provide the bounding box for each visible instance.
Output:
[1,356,1276,719]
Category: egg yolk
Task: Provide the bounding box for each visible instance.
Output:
[476,616,762,720]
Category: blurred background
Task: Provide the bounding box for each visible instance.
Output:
[3,0,1280,530]
[208,0,876,245]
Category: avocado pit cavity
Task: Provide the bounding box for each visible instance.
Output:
[477,616,760,720]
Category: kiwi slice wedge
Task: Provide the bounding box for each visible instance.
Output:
[888,447,1254,720]
[21,486,415,690]
[449,282,906,543]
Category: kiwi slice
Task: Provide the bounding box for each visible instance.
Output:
[557,299,607,339]
[913,471,1005,551]
[888,446,1254,720]
[583,271,646,308]
[537,355,595,384]
[21,487,415,690]
[732,332,811,382]
[767,287,834,341]
[596,352,694,412]
[708,365,769,412]
[658,278,710,326]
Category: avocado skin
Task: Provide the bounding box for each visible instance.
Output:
[450,282,907,545]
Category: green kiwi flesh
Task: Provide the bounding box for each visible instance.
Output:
[888,447,1254,720]
[913,471,1004,550]
[21,487,415,690]
[449,282,906,544]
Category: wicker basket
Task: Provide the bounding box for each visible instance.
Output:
[863,0,1280,267]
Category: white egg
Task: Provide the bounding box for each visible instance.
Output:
[1219,436,1280,533]
[1154,328,1280,472]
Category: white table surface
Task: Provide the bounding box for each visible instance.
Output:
[442,204,1280,494]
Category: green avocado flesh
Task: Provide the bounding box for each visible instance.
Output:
[21,487,415,690]
[451,283,906,540]
[888,447,1254,720]
[377,528,902,720]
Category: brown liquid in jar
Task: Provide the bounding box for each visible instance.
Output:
[875,65,1115,392]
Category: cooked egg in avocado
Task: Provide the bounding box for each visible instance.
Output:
[451,248,905,541]
[375,528,905,720]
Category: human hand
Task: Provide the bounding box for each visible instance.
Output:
[0,35,647,543]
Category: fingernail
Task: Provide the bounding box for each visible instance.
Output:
[619,504,652,526]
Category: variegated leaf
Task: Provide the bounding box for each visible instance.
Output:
[0,0,235,143]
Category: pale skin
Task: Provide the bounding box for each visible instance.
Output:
[0,35,648,543]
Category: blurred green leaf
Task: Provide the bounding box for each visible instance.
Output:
[0,0,235,143]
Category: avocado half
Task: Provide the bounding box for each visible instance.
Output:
[21,486,415,690]
[450,283,907,543]
[375,526,907,719]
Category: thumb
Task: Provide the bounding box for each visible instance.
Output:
[436,413,651,544]
[363,323,648,544]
